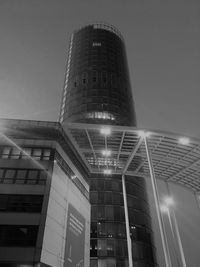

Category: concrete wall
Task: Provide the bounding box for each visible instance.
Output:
[40,162,90,267]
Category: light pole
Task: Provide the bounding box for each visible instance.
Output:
[143,134,172,267]
[162,197,187,267]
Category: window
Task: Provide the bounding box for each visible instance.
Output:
[43,149,51,160]
[4,169,16,183]
[0,225,38,246]
[2,147,11,159]
[0,168,47,185]
[0,146,52,161]
[32,149,41,158]
[10,147,21,159]
[90,239,97,257]
[21,148,31,159]
[92,42,101,47]
[16,170,27,184]
[0,195,43,213]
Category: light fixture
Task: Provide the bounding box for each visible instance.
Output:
[160,204,169,213]
[164,196,174,206]
[179,137,190,145]
[102,150,111,156]
[103,169,112,175]
[138,130,151,138]
[100,127,111,135]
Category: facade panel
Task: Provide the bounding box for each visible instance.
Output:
[60,24,156,266]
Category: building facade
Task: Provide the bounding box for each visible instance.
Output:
[0,119,90,267]
[60,24,156,267]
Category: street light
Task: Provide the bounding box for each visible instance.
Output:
[162,196,187,267]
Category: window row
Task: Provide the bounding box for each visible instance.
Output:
[91,206,125,222]
[90,179,146,198]
[0,225,38,246]
[0,168,47,185]
[0,146,52,161]
[90,258,128,267]
[90,239,154,261]
[90,239,128,258]
[91,206,150,226]
[90,191,148,212]
[69,72,126,87]
[91,222,126,239]
[90,179,122,192]
[0,194,43,213]
[91,222,152,243]
[90,191,124,205]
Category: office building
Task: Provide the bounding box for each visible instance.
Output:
[0,119,90,267]
[60,23,156,267]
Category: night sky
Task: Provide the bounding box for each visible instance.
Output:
[0,1,200,266]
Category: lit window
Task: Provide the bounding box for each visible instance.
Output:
[85,112,115,121]
[100,127,111,136]
[103,169,112,175]
[92,42,101,47]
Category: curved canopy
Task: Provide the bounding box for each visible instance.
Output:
[64,122,200,193]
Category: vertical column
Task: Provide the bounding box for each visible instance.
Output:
[122,174,133,267]
[144,135,172,267]
[170,208,187,267]
[194,192,200,210]
[166,182,187,267]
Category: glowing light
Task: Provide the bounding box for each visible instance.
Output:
[103,169,112,175]
[160,204,169,213]
[86,112,115,121]
[100,127,111,136]
[164,196,174,206]
[137,130,151,138]
[102,150,111,156]
[179,137,190,145]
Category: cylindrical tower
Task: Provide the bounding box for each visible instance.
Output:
[60,24,156,267]
[59,23,136,126]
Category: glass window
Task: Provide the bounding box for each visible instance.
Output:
[98,240,107,256]
[97,206,105,220]
[0,169,4,179]
[98,258,116,267]
[32,149,42,159]
[90,239,97,257]
[105,206,114,220]
[91,222,97,238]
[21,148,32,159]
[10,147,21,159]
[107,240,115,256]
[27,170,38,184]
[2,147,11,159]
[90,192,98,204]
[90,259,98,267]
[4,169,16,183]
[38,171,46,185]
[0,195,8,211]
[16,170,27,184]
[0,225,38,246]
[104,192,112,204]
[43,149,51,160]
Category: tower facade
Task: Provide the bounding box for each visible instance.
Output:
[59,23,136,126]
[60,24,156,267]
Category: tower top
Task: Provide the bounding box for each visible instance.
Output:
[75,22,124,41]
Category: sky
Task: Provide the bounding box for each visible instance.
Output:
[0,1,200,266]
[0,0,200,138]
